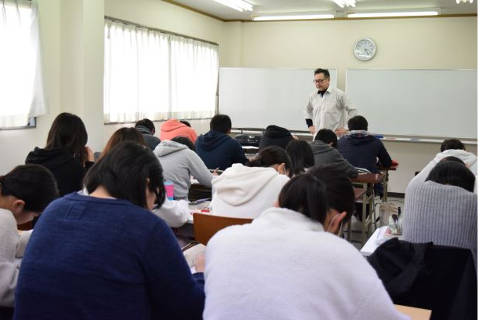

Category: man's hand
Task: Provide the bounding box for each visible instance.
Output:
[308,126,316,135]
[335,128,348,136]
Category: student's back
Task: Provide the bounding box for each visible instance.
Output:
[195,115,247,170]
[160,119,197,143]
[196,130,247,170]
[337,116,391,173]
[25,113,93,196]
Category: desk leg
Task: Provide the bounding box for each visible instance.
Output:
[362,189,367,244]
[382,169,389,202]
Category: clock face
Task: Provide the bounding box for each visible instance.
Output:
[354,38,377,61]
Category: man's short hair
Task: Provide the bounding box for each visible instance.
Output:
[440,138,465,152]
[135,118,155,134]
[314,68,330,79]
[210,114,232,134]
[314,129,338,148]
[348,116,368,131]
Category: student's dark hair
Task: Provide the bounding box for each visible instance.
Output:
[440,138,465,152]
[101,127,146,158]
[246,146,293,178]
[180,120,191,127]
[278,174,328,223]
[135,118,155,134]
[426,161,475,192]
[314,129,338,148]
[314,68,330,79]
[85,142,165,208]
[46,112,88,163]
[347,115,368,131]
[286,140,314,175]
[0,164,59,212]
[210,114,232,134]
[172,136,195,151]
[309,164,355,219]
[441,156,465,165]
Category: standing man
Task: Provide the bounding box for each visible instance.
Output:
[305,68,357,136]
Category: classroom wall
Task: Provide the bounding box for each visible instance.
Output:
[220,16,477,193]
[0,1,476,194]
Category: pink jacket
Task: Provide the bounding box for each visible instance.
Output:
[160,119,197,143]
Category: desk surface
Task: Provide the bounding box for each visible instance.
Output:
[395,305,432,320]
[352,173,384,184]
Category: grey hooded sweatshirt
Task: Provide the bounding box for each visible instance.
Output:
[310,140,358,178]
[153,140,212,200]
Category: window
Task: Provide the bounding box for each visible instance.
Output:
[0,0,45,128]
[104,19,219,123]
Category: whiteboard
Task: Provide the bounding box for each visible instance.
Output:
[345,69,477,139]
[219,68,337,131]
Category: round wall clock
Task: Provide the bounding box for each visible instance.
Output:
[353,38,377,61]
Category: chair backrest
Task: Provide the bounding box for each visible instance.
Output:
[193,212,253,245]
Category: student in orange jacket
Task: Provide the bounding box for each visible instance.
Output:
[160,119,197,143]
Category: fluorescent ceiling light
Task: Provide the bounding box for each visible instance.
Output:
[332,0,356,8]
[456,0,474,3]
[212,0,253,12]
[348,11,439,18]
[253,14,335,21]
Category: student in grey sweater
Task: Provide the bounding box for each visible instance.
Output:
[153,139,213,200]
[310,129,358,178]
[0,165,58,308]
[403,160,477,265]
[135,118,160,151]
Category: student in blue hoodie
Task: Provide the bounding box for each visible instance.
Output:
[195,114,248,170]
[337,115,392,174]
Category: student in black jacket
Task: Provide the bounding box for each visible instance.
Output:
[337,115,392,173]
[25,113,94,196]
[196,114,248,170]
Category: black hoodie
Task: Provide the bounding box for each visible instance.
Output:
[259,125,293,150]
[25,147,93,196]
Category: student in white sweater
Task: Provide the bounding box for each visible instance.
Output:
[403,160,477,265]
[0,165,58,308]
[408,138,477,190]
[210,146,291,218]
[204,165,407,320]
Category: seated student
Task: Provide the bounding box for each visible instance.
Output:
[134,118,160,150]
[310,129,358,178]
[403,160,477,264]
[259,124,294,150]
[25,112,95,196]
[285,140,314,176]
[102,129,190,227]
[408,138,477,189]
[154,138,212,200]
[100,127,145,158]
[0,165,58,314]
[195,114,248,170]
[204,166,407,320]
[210,146,291,219]
[14,142,205,319]
[160,119,197,143]
[337,115,392,173]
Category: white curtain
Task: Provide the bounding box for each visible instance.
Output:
[170,35,218,119]
[0,0,45,128]
[104,19,219,123]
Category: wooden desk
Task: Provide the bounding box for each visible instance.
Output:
[395,305,431,320]
[377,165,398,202]
[351,173,384,244]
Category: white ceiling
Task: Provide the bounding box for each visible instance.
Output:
[167,0,477,20]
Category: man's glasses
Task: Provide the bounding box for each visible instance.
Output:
[313,78,328,83]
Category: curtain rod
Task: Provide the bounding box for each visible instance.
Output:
[104,16,219,47]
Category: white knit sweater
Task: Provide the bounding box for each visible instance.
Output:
[403,181,477,265]
[0,209,32,307]
[204,207,407,320]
